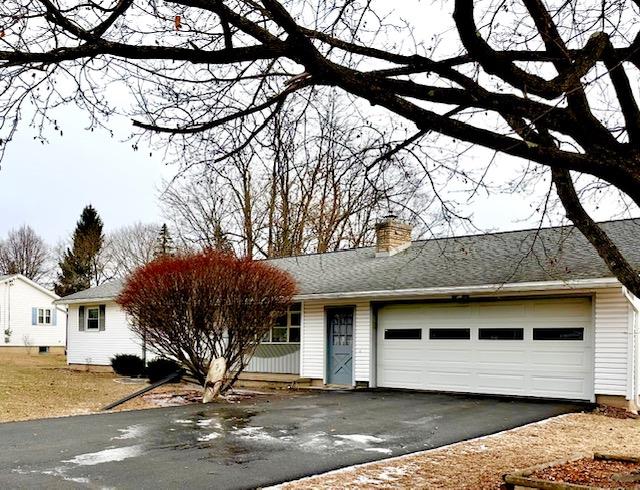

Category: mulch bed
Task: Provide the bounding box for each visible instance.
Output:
[528,457,640,488]
[593,405,640,420]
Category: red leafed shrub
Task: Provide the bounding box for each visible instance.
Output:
[117,251,296,390]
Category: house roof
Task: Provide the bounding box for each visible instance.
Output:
[56,279,125,304]
[0,274,60,300]
[56,219,640,303]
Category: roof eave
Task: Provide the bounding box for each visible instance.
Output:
[293,277,621,301]
[54,296,117,305]
[52,277,622,304]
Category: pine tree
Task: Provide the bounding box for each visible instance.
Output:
[154,223,174,258]
[55,205,104,296]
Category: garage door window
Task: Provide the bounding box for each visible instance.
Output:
[479,328,524,340]
[384,328,422,340]
[533,327,584,341]
[429,328,471,340]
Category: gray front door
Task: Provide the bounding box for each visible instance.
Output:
[327,308,354,385]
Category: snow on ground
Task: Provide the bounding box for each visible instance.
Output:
[62,445,144,466]
[111,424,147,440]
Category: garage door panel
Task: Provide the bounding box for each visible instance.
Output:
[530,350,587,368]
[377,298,594,401]
[531,376,587,397]
[425,348,472,362]
[476,372,526,390]
[426,371,472,390]
[476,349,527,363]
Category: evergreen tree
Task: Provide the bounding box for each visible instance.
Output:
[55,205,104,296]
[154,223,174,258]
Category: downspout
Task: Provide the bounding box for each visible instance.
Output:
[622,287,639,405]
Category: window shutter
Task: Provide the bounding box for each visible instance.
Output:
[78,306,85,331]
[32,308,37,325]
[51,308,57,326]
[99,305,106,331]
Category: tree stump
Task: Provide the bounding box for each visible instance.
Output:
[202,358,226,403]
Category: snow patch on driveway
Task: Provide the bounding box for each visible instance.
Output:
[334,434,385,445]
[112,424,146,440]
[63,445,144,466]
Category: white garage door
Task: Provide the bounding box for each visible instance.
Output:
[377,297,594,401]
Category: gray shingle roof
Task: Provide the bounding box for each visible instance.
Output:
[57,278,125,303]
[57,219,640,302]
[268,219,640,295]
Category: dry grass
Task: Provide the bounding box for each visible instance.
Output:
[0,352,144,422]
[278,413,640,490]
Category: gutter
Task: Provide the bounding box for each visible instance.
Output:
[54,277,621,304]
[294,277,621,301]
[54,296,116,305]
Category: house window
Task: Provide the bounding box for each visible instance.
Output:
[533,328,584,341]
[479,328,524,340]
[86,307,100,330]
[38,346,49,354]
[262,303,302,343]
[384,328,422,340]
[37,308,52,325]
[429,328,471,340]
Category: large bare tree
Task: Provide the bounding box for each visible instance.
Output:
[0,225,49,282]
[160,93,428,258]
[1,1,640,293]
[105,222,159,276]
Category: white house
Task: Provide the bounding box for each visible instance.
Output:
[0,274,67,354]
[57,218,640,410]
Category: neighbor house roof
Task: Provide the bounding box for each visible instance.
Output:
[56,219,640,303]
[0,273,60,299]
[56,278,125,304]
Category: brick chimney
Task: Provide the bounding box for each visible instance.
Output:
[375,215,413,257]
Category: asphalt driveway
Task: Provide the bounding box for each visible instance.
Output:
[0,390,586,489]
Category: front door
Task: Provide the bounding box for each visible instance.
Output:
[327,307,354,385]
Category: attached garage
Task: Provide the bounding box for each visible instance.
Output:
[376,297,594,401]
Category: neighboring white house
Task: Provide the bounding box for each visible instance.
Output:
[0,274,67,353]
[57,218,640,410]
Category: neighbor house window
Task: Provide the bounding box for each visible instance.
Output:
[262,303,302,343]
[37,308,52,325]
[86,307,100,330]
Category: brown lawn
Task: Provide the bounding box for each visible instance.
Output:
[0,351,143,422]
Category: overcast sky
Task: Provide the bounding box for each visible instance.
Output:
[0,108,173,244]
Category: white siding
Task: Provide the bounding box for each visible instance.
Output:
[0,277,66,348]
[246,348,300,374]
[301,299,371,383]
[67,301,143,365]
[594,288,631,396]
